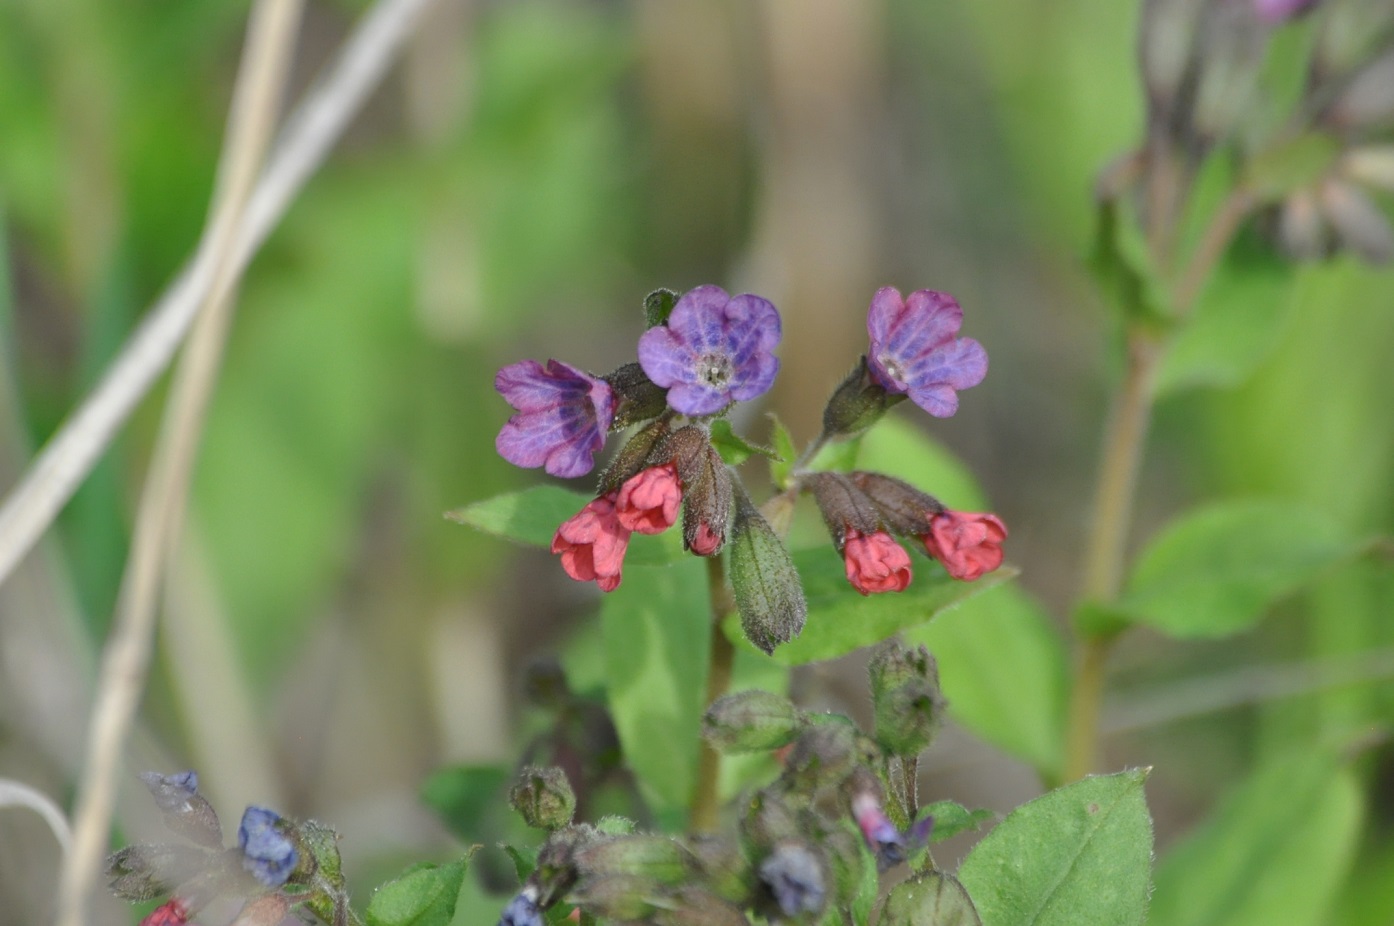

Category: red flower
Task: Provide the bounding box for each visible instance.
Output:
[922,510,1006,581]
[141,899,190,926]
[843,530,913,595]
[615,463,681,534]
[552,495,632,592]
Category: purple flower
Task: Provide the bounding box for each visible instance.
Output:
[637,285,781,416]
[1252,0,1318,23]
[237,806,297,888]
[495,360,616,479]
[866,287,987,418]
[759,843,825,917]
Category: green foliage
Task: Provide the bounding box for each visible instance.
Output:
[882,870,982,926]
[922,801,995,844]
[1089,198,1169,326]
[709,419,781,467]
[1118,499,1366,638]
[1148,749,1362,926]
[420,765,511,844]
[644,288,679,328]
[767,414,799,490]
[365,858,470,926]
[958,770,1153,926]
[1156,232,1300,395]
[600,561,710,814]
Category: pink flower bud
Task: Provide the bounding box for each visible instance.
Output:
[922,511,1007,581]
[141,899,190,926]
[689,521,723,556]
[552,495,632,592]
[843,530,913,596]
[615,463,682,534]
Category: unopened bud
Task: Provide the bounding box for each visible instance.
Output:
[598,417,671,494]
[679,442,733,556]
[1138,0,1205,123]
[569,874,662,922]
[685,835,754,904]
[604,362,669,430]
[806,472,883,547]
[140,771,222,849]
[868,641,945,756]
[728,486,806,654]
[651,887,752,926]
[1324,49,1394,131]
[702,690,806,754]
[819,827,868,911]
[781,722,868,794]
[1321,178,1394,263]
[740,788,802,853]
[509,766,577,831]
[821,356,902,440]
[1279,188,1327,261]
[106,845,193,902]
[758,842,827,919]
[574,835,694,885]
[1190,0,1270,147]
[229,894,291,926]
[498,887,545,926]
[850,471,945,537]
[880,870,982,926]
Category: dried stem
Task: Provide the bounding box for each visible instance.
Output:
[54,3,304,923]
[691,553,737,832]
[0,0,442,589]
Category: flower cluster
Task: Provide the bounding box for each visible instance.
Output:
[107,771,352,926]
[492,283,1005,650]
[492,641,956,925]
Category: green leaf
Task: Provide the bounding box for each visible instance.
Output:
[1156,231,1299,396]
[1118,499,1361,638]
[729,550,1017,666]
[502,845,536,883]
[709,418,782,467]
[644,287,679,327]
[601,560,710,813]
[1088,197,1169,325]
[1148,749,1361,926]
[958,770,1153,926]
[420,765,510,843]
[923,801,996,844]
[882,870,983,926]
[448,486,681,565]
[446,486,591,546]
[366,858,470,926]
[768,414,798,489]
[908,584,1069,779]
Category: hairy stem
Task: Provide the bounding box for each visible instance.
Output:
[691,554,737,832]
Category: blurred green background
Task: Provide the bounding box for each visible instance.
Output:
[1,0,1393,923]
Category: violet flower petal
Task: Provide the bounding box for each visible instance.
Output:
[495,359,615,478]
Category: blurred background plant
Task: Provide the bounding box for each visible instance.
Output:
[2,0,1394,924]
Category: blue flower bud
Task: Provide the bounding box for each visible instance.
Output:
[238,806,298,888]
[759,842,826,918]
[499,889,544,926]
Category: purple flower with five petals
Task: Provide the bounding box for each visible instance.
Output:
[637,285,781,416]
[495,360,616,479]
[865,287,987,418]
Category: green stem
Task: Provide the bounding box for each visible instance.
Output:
[1064,188,1257,782]
[691,553,737,831]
